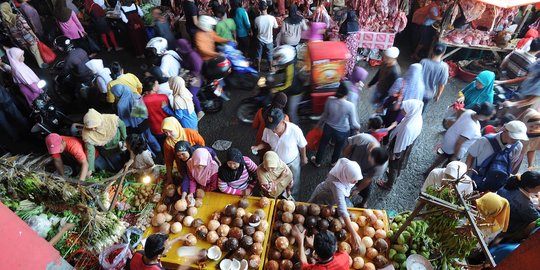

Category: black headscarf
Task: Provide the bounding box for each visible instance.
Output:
[51,0,72,22]
[218,148,245,182]
[285,4,303,25]
[339,10,359,35]
[175,141,194,156]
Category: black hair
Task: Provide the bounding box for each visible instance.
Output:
[123,0,135,6]
[313,230,337,261]
[498,113,516,127]
[368,115,384,130]
[126,134,148,155]
[530,38,540,52]
[335,82,349,98]
[371,147,389,165]
[433,42,447,55]
[259,1,268,11]
[471,102,495,117]
[142,76,158,94]
[505,171,540,191]
[215,5,226,18]
[110,62,123,80]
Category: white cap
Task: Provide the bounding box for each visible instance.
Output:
[504,120,529,141]
[384,47,400,59]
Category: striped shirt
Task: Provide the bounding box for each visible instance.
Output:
[218,156,258,195]
[501,50,537,79]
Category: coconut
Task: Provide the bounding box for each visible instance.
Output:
[248,255,261,269]
[220,215,232,225]
[174,199,188,212]
[335,229,347,242]
[157,204,168,213]
[374,229,386,239]
[229,227,244,240]
[295,204,308,215]
[216,237,228,250]
[308,204,321,216]
[330,219,343,232]
[253,231,265,243]
[280,259,293,270]
[217,224,230,237]
[362,236,373,248]
[224,204,237,217]
[259,197,270,208]
[182,216,194,227]
[282,248,294,259]
[159,222,170,233]
[243,225,255,236]
[238,198,249,209]
[282,212,294,223]
[194,198,203,208]
[366,248,378,259]
[207,245,222,260]
[268,248,281,260]
[208,219,220,231]
[187,206,198,217]
[282,200,295,213]
[352,257,364,269]
[373,255,389,269]
[248,214,261,227]
[293,214,305,224]
[275,236,289,250]
[195,188,205,199]
[240,235,253,249]
[196,225,209,239]
[224,238,239,252]
[184,234,197,246]
[236,208,246,218]
[266,260,279,270]
[279,223,292,236]
[363,227,376,238]
[206,231,219,244]
[171,222,182,233]
[192,218,204,228]
[257,220,269,232]
[318,219,330,231]
[155,213,166,226]
[231,247,246,260]
[232,217,244,228]
[254,209,266,220]
[338,242,351,254]
[373,238,389,254]
[305,216,317,229]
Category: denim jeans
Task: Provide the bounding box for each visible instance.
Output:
[287,93,303,124]
[288,155,301,199]
[256,41,273,63]
[315,124,349,164]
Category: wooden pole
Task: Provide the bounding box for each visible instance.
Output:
[516,5,533,36]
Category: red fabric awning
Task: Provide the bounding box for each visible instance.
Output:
[308,41,350,61]
[476,0,540,8]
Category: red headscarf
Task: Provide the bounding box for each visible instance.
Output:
[517,29,539,50]
[84,0,106,17]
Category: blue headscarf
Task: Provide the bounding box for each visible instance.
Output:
[389,63,425,101]
[111,84,144,127]
[462,71,495,109]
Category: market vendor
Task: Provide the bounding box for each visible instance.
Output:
[174,141,220,194]
[187,148,219,193]
[457,71,495,109]
[502,58,540,116]
[497,171,540,243]
[161,117,205,185]
[308,158,363,251]
[129,233,201,270]
[475,192,510,244]
[421,161,473,196]
[82,108,128,174]
[45,133,89,181]
[291,225,350,269]
[257,151,293,199]
[217,148,258,196]
[496,38,540,89]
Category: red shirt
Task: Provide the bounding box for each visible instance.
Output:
[368,129,390,142]
[129,251,164,270]
[302,252,350,270]
[143,93,169,135]
[51,136,87,161]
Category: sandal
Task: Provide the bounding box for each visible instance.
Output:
[376,180,392,191]
[310,156,321,168]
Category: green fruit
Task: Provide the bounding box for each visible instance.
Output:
[394,215,403,222]
[394,253,407,263]
[412,243,418,250]
[401,262,408,270]
[397,234,406,245]
[421,246,428,251]
[420,251,430,259]
[387,230,394,238]
[391,223,399,230]
[389,249,397,260]
[410,250,417,255]
[393,262,400,268]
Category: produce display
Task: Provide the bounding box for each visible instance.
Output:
[265,200,390,270]
[442,29,496,47]
[141,191,275,269]
[388,212,434,270]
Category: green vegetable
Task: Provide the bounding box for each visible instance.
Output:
[394,253,407,263]
[388,249,397,260]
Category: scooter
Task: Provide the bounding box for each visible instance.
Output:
[51,60,96,108]
[199,55,232,113]
[219,42,259,92]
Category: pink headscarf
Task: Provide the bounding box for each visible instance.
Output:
[6,48,40,85]
[187,148,219,187]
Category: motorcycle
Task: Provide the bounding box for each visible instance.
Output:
[199,55,232,113]
[219,42,259,92]
[30,81,82,139]
[50,60,97,110]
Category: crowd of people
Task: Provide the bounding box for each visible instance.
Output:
[1,0,540,268]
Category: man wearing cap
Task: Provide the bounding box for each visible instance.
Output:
[420,42,449,107]
[45,133,89,181]
[251,108,308,199]
[496,38,540,90]
[465,120,528,182]
[129,233,200,270]
[424,102,495,175]
[368,46,401,106]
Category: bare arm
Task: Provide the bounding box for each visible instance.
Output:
[496,76,527,85]
[49,223,75,245]
[435,84,446,102]
[53,158,65,177]
[466,154,475,172]
[527,150,536,170]
[291,225,307,265]
[78,159,89,180]
[452,136,468,160]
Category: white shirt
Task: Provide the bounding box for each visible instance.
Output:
[160,53,181,78]
[421,168,474,195]
[262,122,307,164]
[158,82,173,104]
[467,133,523,168]
[441,110,481,159]
[255,14,278,44]
[120,4,144,24]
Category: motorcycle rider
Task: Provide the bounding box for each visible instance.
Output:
[146,37,182,79]
[53,36,94,87]
[270,45,303,124]
[194,15,229,61]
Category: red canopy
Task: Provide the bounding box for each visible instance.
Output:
[476,0,540,8]
[308,41,350,61]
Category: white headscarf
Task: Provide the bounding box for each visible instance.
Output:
[85,59,112,93]
[389,100,424,154]
[329,158,363,197]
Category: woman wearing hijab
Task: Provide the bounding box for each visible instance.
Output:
[516,108,540,170]
[85,59,112,96]
[383,63,425,126]
[257,151,293,198]
[6,48,43,107]
[176,39,203,116]
[83,0,122,52]
[162,117,205,184]
[120,0,148,58]
[377,100,424,190]
[497,171,540,242]
[339,10,359,36]
[475,192,510,244]
[52,0,95,56]
[110,84,161,156]
[0,3,45,68]
[276,5,308,46]
[308,158,363,251]
[82,108,127,173]
[107,62,143,103]
[218,148,258,196]
[421,161,474,196]
[175,141,220,192]
[187,148,220,194]
[458,70,495,109]
[163,77,198,129]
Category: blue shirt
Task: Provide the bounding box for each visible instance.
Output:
[163,106,198,130]
[234,7,251,38]
[498,188,540,234]
[423,7,439,26]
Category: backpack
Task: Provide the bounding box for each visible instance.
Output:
[471,135,517,192]
[412,3,437,25]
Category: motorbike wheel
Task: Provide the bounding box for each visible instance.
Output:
[236,102,259,124]
[201,98,223,113]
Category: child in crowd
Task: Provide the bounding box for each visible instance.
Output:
[367,115,396,142]
[124,134,155,173]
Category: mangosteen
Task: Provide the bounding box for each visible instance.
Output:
[243,225,255,236]
[295,204,308,215]
[318,219,329,231]
[224,238,239,252]
[240,235,254,249]
[224,204,237,217]
[305,216,317,229]
[238,198,249,209]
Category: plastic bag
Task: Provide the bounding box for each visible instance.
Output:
[306,127,323,151]
[99,227,139,269]
[26,214,52,238]
[37,41,56,64]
